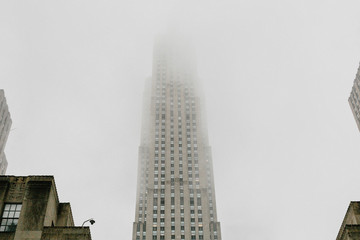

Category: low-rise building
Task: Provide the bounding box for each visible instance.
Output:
[0,175,92,240]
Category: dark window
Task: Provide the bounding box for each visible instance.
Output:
[0,204,22,232]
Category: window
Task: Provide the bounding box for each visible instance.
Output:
[0,204,22,232]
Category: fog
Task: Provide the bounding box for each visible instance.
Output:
[1,1,360,239]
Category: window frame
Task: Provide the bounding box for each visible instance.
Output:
[0,203,22,232]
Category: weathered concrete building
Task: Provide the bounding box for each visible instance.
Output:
[0,175,92,240]
[336,202,360,240]
[0,90,12,175]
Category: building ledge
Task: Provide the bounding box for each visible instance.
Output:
[41,226,92,240]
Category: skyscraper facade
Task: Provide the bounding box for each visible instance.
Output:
[0,90,12,175]
[349,64,360,132]
[132,36,222,240]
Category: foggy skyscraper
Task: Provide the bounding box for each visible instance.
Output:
[349,63,360,132]
[132,36,222,240]
[0,90,11,175]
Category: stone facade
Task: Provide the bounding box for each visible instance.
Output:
[132,36,222,240]
[0,90,12,175]
[336,202,360,240]
[0,175,92,240]
[41,227,92,240]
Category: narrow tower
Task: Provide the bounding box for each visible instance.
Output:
[0,90,11,175]
[132,36,222,240]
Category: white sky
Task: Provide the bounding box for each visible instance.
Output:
[1,1,360,239]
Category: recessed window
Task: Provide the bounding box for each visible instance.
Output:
[0,204,22,232]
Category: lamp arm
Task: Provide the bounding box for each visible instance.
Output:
[81,219,90,227]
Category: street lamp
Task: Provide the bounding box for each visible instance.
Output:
[81,218,95,227]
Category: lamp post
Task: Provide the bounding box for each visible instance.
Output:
[81,218,95,227]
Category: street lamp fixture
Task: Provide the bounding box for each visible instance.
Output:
[81,218,95,227]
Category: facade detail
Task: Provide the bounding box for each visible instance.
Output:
[132,37,222,240]
[336,202,360,240]
[0,90,12,175]
[0,175,92,240]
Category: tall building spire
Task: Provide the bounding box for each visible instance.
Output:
[132,37,222,240]
[0,90,12,175]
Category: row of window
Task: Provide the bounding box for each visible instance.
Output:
[139,78,201,223]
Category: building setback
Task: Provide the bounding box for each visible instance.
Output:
[0,90,12,175]
[132,36,222,240]
[336,202,360,240]
[0,175,92,240]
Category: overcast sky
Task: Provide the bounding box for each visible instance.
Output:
[1,1,360,239]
